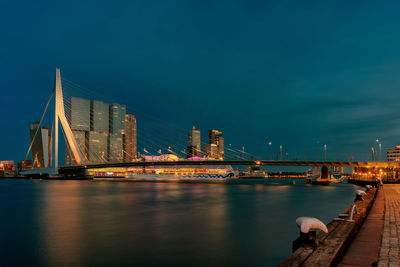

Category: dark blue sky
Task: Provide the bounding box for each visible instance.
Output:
[2,0,400,162]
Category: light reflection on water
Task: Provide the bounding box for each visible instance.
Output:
[0,179,359,266]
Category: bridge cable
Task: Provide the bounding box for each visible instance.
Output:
[24,91,54,165]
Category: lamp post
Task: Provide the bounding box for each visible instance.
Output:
[267,141,272,160]
[375,139,380,162]
[323,144,327,161]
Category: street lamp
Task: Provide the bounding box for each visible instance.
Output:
[375,139,380,162]
[267,141,272,160]
[323,144,327,161]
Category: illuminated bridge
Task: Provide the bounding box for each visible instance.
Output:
[59,160,400,170]
[20,69,400,180]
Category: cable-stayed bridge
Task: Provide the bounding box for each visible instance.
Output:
[20,69,400,178]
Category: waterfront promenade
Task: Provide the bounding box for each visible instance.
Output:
[340,184,400,267]
[339,185,384,266]
[378,185,400,266]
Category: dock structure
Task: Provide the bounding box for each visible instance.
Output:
[279,188,377,266]
[338,186,384,266]
[280,185,400,267]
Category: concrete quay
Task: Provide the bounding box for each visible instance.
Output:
[280,184,400,267]
[279,187,377,266]
[338,185,384,266]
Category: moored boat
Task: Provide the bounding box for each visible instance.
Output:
[308,166,330,185]
[238,166,267,179]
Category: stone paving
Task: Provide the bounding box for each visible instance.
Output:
[338,186,384,267]
[379,185,400,267]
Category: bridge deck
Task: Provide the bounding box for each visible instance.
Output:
[58,160,400,171]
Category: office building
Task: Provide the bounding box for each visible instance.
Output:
[29,122,51,168]
[209,129,224,160]
[123,114,137,162]
[187,126,201,158]
[387,146,400,161]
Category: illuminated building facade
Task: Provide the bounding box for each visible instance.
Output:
[88,131,108,162]
[203,144,218,159]
[187,126,201,158]
[66,97,90,164]
[387,146,400,161]
[123,114,137,161]
[209,129,224,160]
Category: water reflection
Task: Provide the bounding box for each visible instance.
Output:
[0,179,357,266]
[40,181,85,267]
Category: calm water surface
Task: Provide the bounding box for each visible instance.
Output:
[0,179,359,266]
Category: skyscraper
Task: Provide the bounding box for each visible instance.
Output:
[123,114,137,161]
[65,97,130,165]
[29,122,51,168]
[187,126,201,158]
[109,103,126,162]
[89,100,109,163]
[209,129,224,160]
[66,97,90,164]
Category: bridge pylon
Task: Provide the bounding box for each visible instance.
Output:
[53,68,84,171]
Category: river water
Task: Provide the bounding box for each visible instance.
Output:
[0,179,359,266]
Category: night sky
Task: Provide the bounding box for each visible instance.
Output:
[2,0,400,163]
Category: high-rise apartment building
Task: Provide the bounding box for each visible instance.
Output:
[123,114,137,161]
[29,122,51,168]
[187,126,201,158]
[209,129,224,160]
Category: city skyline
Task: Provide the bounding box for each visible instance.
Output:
[3,1,400,162]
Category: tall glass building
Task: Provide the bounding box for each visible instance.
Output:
[187,126,201,158]
[91,100,109,132]
[65,97,90,165]
[109,103,126,162]
[67,97,90,131]
[123,114,137,162]
[88,100,109,163]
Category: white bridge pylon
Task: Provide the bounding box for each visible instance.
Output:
[54,68,84,169]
